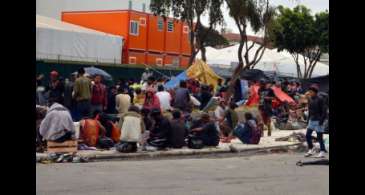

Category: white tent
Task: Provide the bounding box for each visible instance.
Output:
[199,42,329,78]
[36,15,123,64]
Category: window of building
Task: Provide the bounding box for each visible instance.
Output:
[142,3,146,12]
[183,26,189,34]
[129,56,137,64]
[172,57,180,66]
[130,20,139,36]
[167,20,174,32]
[140,17,146,26]
[156,58,163,66]
[128,0,132,10]
[157,17,164,31]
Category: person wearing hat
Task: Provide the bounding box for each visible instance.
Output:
[46,70,65,105]
[258,79,275,136]
[304,85,327,158]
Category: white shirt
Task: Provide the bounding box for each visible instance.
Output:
[214,106,226,120]
[156,91,172,112]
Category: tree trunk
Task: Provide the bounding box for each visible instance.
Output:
[201,46,207,62]
[188,51,199,66]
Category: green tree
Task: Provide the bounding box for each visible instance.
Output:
[225,0,275,99]
[197,25,229,61]
[270,6,329,78]
[150,0,224,65]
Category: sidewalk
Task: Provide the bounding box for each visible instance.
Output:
[36,129,311,162]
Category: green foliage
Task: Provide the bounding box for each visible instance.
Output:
[270,5,328,55]
[197,25,229,47]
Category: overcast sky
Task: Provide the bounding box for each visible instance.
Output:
[201,0,329,34]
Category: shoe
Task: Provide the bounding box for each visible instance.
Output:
[304,149,316,157]
[315,151,326,158]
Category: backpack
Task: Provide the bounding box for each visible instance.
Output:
[110,121,121,143]
[97,136,115,149]
[187,135,204,149]
[81,119,100,147]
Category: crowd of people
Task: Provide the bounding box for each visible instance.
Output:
[36,67,328,157]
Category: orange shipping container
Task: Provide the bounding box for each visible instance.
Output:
[62,10,148,51]
[147,53,164,66]
[165,19,182,54]
[147,15,165,53]
[180,56,190,68]
[128,51,146,65]
[181,23,191,55]
[164,54,180,67]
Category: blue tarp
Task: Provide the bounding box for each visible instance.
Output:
[164,71,188,90]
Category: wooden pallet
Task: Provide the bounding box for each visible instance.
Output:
[47,140,78,153]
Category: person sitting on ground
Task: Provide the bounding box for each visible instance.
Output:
[117,106,145,153]
[133,87,145,108]
[220,102,239,143]
[146,108,172,150]
[79,111,107,147]
[233,112,262,145]
[143,89,161,112]
[39,99,76,143]
[190,113,220,147]
[155,85,172,112]
[168,110,188,148]
[115,87,131,117]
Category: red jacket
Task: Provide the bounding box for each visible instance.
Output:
[91,83,108,107]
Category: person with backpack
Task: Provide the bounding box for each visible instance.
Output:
[233,112,262,145]
[304,85,328,158]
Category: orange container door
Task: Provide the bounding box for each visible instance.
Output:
[147,15,165,53]
[165,19,182,54]
[181,23,192,56]
[128,12,148,51]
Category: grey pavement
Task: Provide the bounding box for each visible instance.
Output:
[36,153,329,195]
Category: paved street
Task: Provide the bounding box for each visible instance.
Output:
[36,153,328,195]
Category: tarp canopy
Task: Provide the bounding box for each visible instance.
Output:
[36,15,123,64]
[245,84,295,107]
[165,60,222,90]
[199,43,329,78]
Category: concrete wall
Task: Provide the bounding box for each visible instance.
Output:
[36,0,151,20]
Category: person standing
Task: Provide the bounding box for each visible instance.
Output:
[143,89,161,112]
[73,68,92,121]
[115,88,131,117]
[106,86,118,114]
[258,79,275,136]
[91,75,108,114]
[47,70,65,104]
[304,85,327,158]
[155,85,172,112]
[173,80,191,112]
[199,85,212,110]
